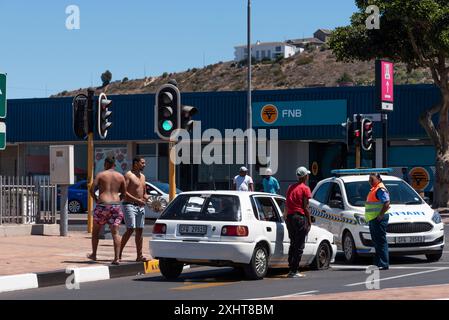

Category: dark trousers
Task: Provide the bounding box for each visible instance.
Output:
[286,213,309,273]
[369,214,390,268]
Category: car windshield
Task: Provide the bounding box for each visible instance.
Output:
[151,182,182,194]
[161,194,241,221]
[345,180,423,207]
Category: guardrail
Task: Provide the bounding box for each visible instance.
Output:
[0,176,57,225]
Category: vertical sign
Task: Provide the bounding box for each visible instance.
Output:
[0,73,6,118]
[0,123,5,151]
[376,60,394,112]
[0,73,6,151]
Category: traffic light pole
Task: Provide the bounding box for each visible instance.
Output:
[356,144,361,169]
[169,142,176,202]
[87,89,95,234]
[382,112,388,167]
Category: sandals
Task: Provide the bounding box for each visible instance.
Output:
[136,256,148,262]
[87,254,97,261]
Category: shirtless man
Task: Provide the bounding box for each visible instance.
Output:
[88,156,126,265]
[119,157,149,262]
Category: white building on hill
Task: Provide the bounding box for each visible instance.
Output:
[234,41,301,62]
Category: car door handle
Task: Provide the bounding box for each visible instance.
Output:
[266,227,272,232]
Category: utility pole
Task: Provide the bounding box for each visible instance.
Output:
[355,114,362,168]
[247,0,253,177]
[382,112,388,167]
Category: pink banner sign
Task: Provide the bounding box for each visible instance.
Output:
[381,61,394,102]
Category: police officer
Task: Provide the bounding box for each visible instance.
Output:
[365,173,391,270]
[284,167,312,278]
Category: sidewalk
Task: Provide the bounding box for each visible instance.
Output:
[0,231,151,276]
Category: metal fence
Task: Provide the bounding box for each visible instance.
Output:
[0,176,57,225]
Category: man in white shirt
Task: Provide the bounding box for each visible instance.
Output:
[233,167,254,191]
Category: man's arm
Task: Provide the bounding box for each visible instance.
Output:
[142,174,149,201]
[376,189,391,221]
[303,197,312,227]
[249,177,254,192]
[90,175,99,202]
[119,176,126,201]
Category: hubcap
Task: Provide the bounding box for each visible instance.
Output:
[255,249,267,275]
[69,201,80,213]
[344,235,354,260]
[319,245,329,267]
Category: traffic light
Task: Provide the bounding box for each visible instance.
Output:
[361,118,374,151]
[98,93,113,139]
[72,94,88,140]
[181,105,198,131]
[341,117,353,150]
[155,84,180,140]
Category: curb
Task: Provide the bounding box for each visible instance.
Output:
[0,260,162,294]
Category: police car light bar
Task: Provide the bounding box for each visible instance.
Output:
[331,168,393,176]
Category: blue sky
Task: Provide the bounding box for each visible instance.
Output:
[0,1,358,99]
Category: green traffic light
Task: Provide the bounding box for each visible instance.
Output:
[162,120,173,131]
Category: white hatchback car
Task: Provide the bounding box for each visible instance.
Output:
[150,191,337,280]
[309,169,445,264]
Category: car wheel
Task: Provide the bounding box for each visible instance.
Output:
[342,232,358,264]
[244,245,269,280]
[426,252,443,262]
[312,241,331,270]
[159,258,184,280]
[68,200,82,214]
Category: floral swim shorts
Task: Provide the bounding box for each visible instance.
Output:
[93,204,124,226]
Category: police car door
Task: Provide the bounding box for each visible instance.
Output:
[326,182,346,241]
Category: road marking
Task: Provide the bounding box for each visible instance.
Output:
[247,290,319,300]
[345,268,448,287]
[172,282,235,291]
[332,265,449,270]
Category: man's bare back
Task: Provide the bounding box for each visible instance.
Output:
[95,169,126,204]
[124,171,146,205]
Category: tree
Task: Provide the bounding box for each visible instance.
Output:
[101,70,112,86]
[329,0,449,208]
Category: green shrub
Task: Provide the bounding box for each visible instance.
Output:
[162,72,168,78]
[337,72,353,83]
[296,55,314,65]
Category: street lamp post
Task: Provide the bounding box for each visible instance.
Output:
[247,0,253,177]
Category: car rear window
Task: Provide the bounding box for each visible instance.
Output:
[160,194,241,221]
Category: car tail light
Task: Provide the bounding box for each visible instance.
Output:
[221,226,249,237]
[153,223,167,234]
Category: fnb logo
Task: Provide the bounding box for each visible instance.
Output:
[261,104,278,124]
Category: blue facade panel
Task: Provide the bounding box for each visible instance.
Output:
[5,84,442,143]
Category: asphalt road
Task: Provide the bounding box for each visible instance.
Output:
[2,226,449,300]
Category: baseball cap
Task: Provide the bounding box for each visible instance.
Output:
[240,166,248,172]
[296,166,311,177]
[265,168,273,176]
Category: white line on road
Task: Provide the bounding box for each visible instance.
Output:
[345,268,448,287]
[247,290,319,300]
[332,265,449,270]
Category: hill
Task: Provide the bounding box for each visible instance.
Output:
[52,48,434,98]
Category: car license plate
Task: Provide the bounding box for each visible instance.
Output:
[395,236,424,244]
[179,224,207,235]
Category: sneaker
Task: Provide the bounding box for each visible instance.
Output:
[287,272,306,278]
[379,266,389,270]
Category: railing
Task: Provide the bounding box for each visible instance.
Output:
[0,176,57,225]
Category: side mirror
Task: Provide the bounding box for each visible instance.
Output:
[310,216,316,224]
[329,199,344,209]
[424,196,431,205]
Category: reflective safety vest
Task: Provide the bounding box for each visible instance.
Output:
[365,182,389,222]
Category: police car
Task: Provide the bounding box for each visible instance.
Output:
[309,169,445,264]
[150,191,337,280]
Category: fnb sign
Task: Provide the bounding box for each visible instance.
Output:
[376,60,394,112]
